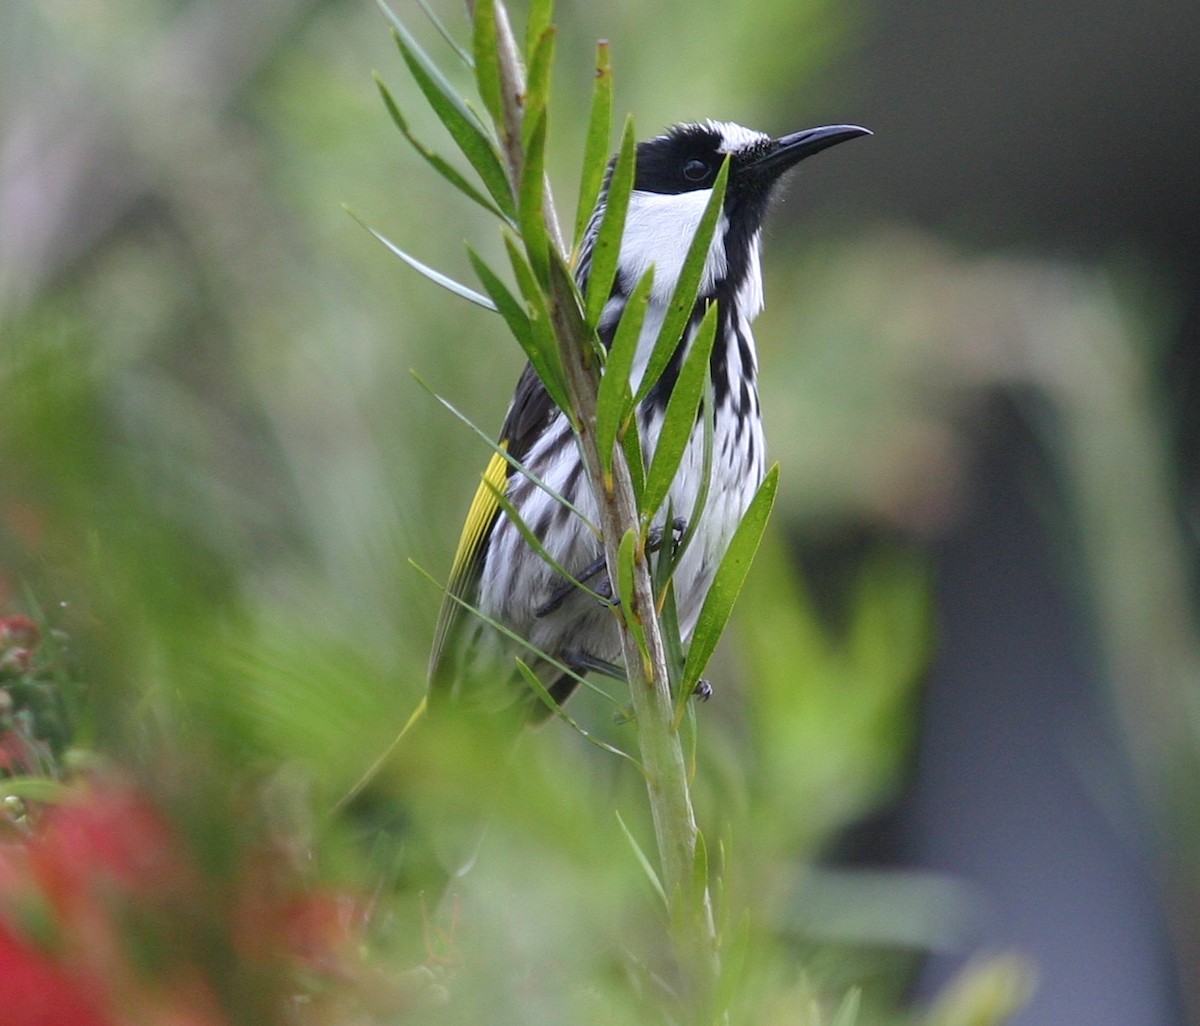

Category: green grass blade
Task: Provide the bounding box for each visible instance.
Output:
[385,13,515,219]
[595,266,654,477]
[350,210,496,310]
[681,463,779,695]
[584,115,636,327]
[573,41,613,250]
[471,0,503,126]
[641,301,719,520]
[410,371,598,534]
[374,75,511,223]
[634,156,729,403]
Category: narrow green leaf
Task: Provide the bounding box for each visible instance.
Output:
[615,810,667,905]
[584,115,636,327]
[471,0,503,126]
[547,244,604,367]
[669,370,715,576]
[515,660,643,769]
[595,266,654,475]
[1,777,67,803]
[351,210,496,310]
[617,528,651,673]
[411,371,598,533]
[518,107,550,284]
[526,0,554,58]
[380,2,487,131]
[681,463,780,695]
[414,0,472,68]
[482,477,610,606]
[641,302,719,520]
[466,243,535,349]
[634,156,729,403]
[374,75,511,222]
[523,26,556,148]
[410,559,621,710]
[385,14,515,219]
[574,41,613,250]
[692,828,709,910]
[621,421,645,505]
[502,232,573,416]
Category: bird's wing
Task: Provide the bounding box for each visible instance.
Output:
[427,363,559,689]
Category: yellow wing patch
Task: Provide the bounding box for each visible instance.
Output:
[428,446,510,682]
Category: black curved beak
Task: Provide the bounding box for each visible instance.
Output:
[755,124,871,176]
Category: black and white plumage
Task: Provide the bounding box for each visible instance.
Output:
[429,119,869,718]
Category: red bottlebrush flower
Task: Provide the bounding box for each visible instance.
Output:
[0,615,40,651]
[28,777,187,915]
[0,918,115,1026]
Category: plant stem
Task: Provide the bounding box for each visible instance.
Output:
[487,0,719,1010]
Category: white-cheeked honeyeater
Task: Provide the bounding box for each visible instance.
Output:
[427,119,869,723]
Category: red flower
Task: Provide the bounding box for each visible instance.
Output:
[0,918,115,1026]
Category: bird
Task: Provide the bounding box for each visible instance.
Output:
[423,119,871,726]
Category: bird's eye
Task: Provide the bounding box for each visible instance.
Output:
[682,158,709,182]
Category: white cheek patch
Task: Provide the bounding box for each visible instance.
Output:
[621,190,729,303]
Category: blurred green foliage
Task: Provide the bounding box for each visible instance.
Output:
[16,0,1161,1023]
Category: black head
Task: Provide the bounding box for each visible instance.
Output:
[633,119,870,226]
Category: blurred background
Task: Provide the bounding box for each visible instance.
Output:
[2,0,1198,1023]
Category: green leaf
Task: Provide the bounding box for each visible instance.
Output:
[617,528,650,674]
[634,156,729,404]
[1,777,67,803]
[414,0,472,68]
[466,243,534,348]
[374,75,511,223]
[471,0,503,126]
[525,0,554,58]
[350,210,496,310]
[668,369,715,575]
[481,476,610,606]
[504,238,575,420]
[595,266,654,477]
[411,371,598,533]
[384,12,515,219]
[621,421,646,505]
[574,41,613,250]
[615,810,667,905]
[584,115,636,327]
[523,27,557,149]
[515,660,642,768]
[681,463,779,695]
[692,828,709,910]
[518,107,550,284]
[411,559,621,710]
[641,301,718,521]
